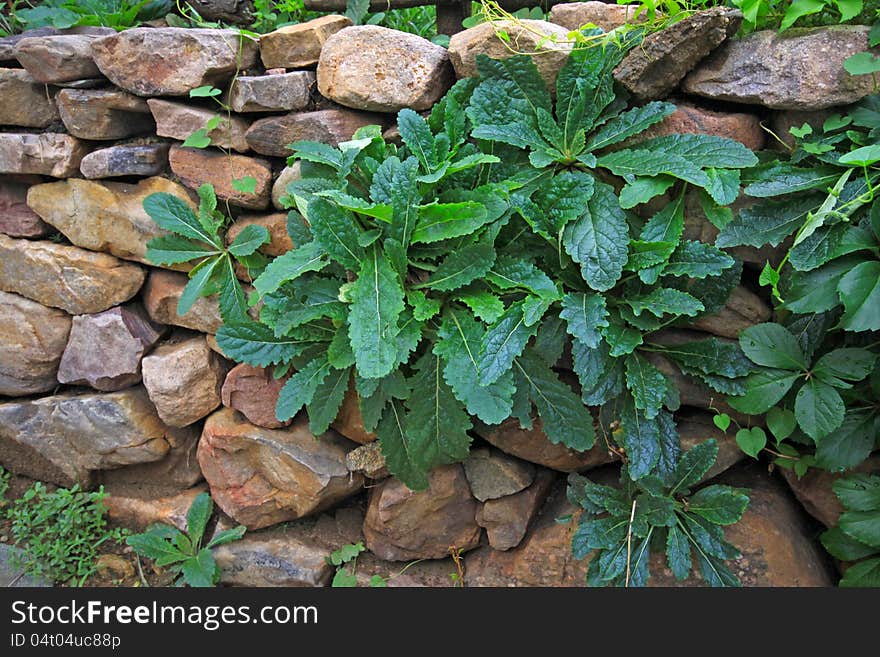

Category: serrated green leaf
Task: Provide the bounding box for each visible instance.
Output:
[795,378,845,441]
[572,338,624,406]
[307,197,364,270]
[659,337,753,379]
[559,292,608,348]
[728,369,800,414]
[276,357,332,421]
[144,192,218,247]
[839,511,880,548]
[307,366,351,434]
[820,527,877,562]
[252,241,328,296]
[672,439,719,493]
[397,108,436,171]
[689,485,750,525]
[412,202,490,244]
[716,195,821,248]
[626,288,704,318]
[486,256,558,299]
[228,224,270,258]
[619,401,661,479]
[663,241,735,279]
[146,235,219,265]
[528,171,595,239]
[834,474,880,512]
[423,237,496,291]
[177,256,221,316]
[477,301,539,386]
[619,175,676,209]
[624,353,667,419]
[666,523,692,581]
[377,398,428,491]
[457,289,505,323]
[586,101,676,152]
[599,148,710,188]
[216,321,312,367]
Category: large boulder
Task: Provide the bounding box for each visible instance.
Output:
[317,25,454,112]
[0,290,71,396]
[0,235,145,314]
[0,133,88,177]
[684,26,879,110]
[0,68,60,128]
[260,15,352,69]
[27,176,195,266]
[91,28,259,97]
[198,408,363,529]
[228,71,315,113]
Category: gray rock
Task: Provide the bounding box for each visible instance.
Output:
[228,71,315,113]
[80,144,170,179]
[476,469,556,550]
[684,26,879,110]
[245,109,384,157]
[214,533,332,587]
[14,34,103,83]
[0,545,53,587]
[260,15,352,69]
[56,88,153,140]
[549,2,647,31]
[0,133,88,178]
[463,448,536,501]
[0,68,60,128]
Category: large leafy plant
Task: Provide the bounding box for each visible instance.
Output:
[820,473,880,586]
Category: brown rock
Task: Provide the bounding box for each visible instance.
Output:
[26,176,195,266]
[355,552,458,586]
[198,408,363,529]
[0,178,50,238]
[317,25,454,113]
[614,7,742,100]
[142,269,223,333]
[0,235,144,314]
[147,99,250,153]
[677,410,745,481]
[271,162,301,209]
[345,442,388,480]
[245,109,383,157]
[169,146,272,210]
[102,485,207,532]
[0,28,62,61]
[769,108,835,150]
[463,448,535,501]
[141,336,227,427]
[57,303,165,391]
[0,68,60,128]
[79,143,170,179]
[549,2,647,31]
[476,417,616,472]
[692,285,772,339]
[95,554,135,580]
[220,363,290,429]
[683,26,878,110]
[633,100,764,151]
[363,464,481,561]
[0,133,88,177]
[260,15,352,69]
[228,71,315,113]
[332,384,376,444]
[476,469,556,550]
[14,35,102,83]
[0,387,183,488]
[56,88,152,140]
[215,532,333,587]
[0,290,71,396]
[99,426,202,492]
[206,333,228,358]
[226,213,293,257]
[91,28,259,97]
[448,20,573,90]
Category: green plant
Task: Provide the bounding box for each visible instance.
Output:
[143,182,270,324]
[328,541,387,586]
[126,492,245,587]
[568,439,750,586]
[250,0,319,33]
[821,473,880,586]
[6,483,124,585]
[0,466,10,506]
[13,0,173,31]
[730,0,879,32]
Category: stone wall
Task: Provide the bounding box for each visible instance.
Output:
[1,3,870,586]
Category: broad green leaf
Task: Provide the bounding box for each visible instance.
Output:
[839,511,880,548]
[186,492,213,548]
[821,527,877,562]
[276,357,331,421]
[739,323,806,370]
[766,407,797,441]
[562,181,629,291]
[424,237,496,291]
[689,485,750,525]
[292,141,343,170]
[728,369,800,414]
[227,224,270,258]
[838,261,880,332]
[598,148,710,188]
[571,339,624,406]
[783,255,862,313]
[659,338,753,379]
[556,42,623,143]
[477,302,539,386]
[626,288,703,318]
[217,257,250,324]
[177,256,221,316]
[666,524,692,581]
[377,399,428,491]
[397,108,436,171]
[833,474,880,512]
[705,168,741,206]
[663,241,735,279]
[308,197,364,270]
[529,171,595,239]
[585,101,676,152]
[624,353,667,419]
[559,292,608,348]
[716,195,821,248]
[601,316,643,357]
[486,256,558,299]
[840,557,880,587]
[813,348,876,384]
[348,247,405,379]
[143,193,218,247]
[744,162,841,197]
[795,379,845,441]
[639,134,758,168]
[572,517,628,556]
[457,289,505,323]
[406,290,442,322]
[671,439,719,493]
[412,202,490,243]
[307,366,351,435]
[146,235,218,265]
[640,196,684,244]
[180,551,217,587]
[619,175,676,209]
[252,241,328,296]
[216,321,313,367]
[619,402,661,479]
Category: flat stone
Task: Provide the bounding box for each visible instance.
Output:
[476,417,616,472]
[57,303,165,391]
[449,20,573,90]
[102,485,208,532]
[346,442,388,480]
[0,544,52,587]
[363,464,481,561]
[0,28,61,61]
[80,143,170,179]
[228,71,315,112]
[691,285,772,339]
[27,176,196,266]
[56,88,152,140]
[91,28,259,97]
[220,363,290,429]
[317,25,454,113]
[147,99,251,153]
[215,532,333,587]
[0,234,145,314]
[0,387,184,488]
[0,290,71,396]
[260,14,352,69]
[463,448,535,502]
[0,68,60,128]
[271,162,301,209]
[630,100,764,151]
[142,336,227,427]
[0,133,88,177]
[14,34,102,83]
[332,384,376,444]
[198,408,363,529]
[226,213,293,257]
[684,26,878,110]
[98,427,202,492]
[169,146,272,209]
[142,269,223,333]
[614,7,742,100]
[549,2,647,31]
[476,469,556,551]
[0,178,51,238]
[245,109,383,157]
[355,553,457,586]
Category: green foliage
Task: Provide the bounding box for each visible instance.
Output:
[6,483,125,585]
[126,492,245,588]
[328,541,388,587]
[568,439,750,587]
[13,0,172,31]
[730,0,878,33]
[0,466,9,505]
[821,474,880,586]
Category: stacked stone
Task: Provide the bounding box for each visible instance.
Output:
[1,4,871,586]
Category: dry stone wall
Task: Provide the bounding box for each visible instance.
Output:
[2,3,872,586]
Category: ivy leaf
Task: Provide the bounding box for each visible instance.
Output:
[182,129,212,149]
[624,353,667,419]
[424,237,496,291]
[766,407,797,441]
[307,366,352,435]
[728,369,800,415]
[477,301,539,386]
[559,292,608,348]
[252,241,328,296]
[666,524,692,581]
[794,379,845,441]
[276,357,332,421]
[348,247,405,380]
[837,261,880,332]
[231,176,258,196]
[515,350,595,451]
[739,323,806,371]
[228,224,270,258]
[562,181,629,291]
